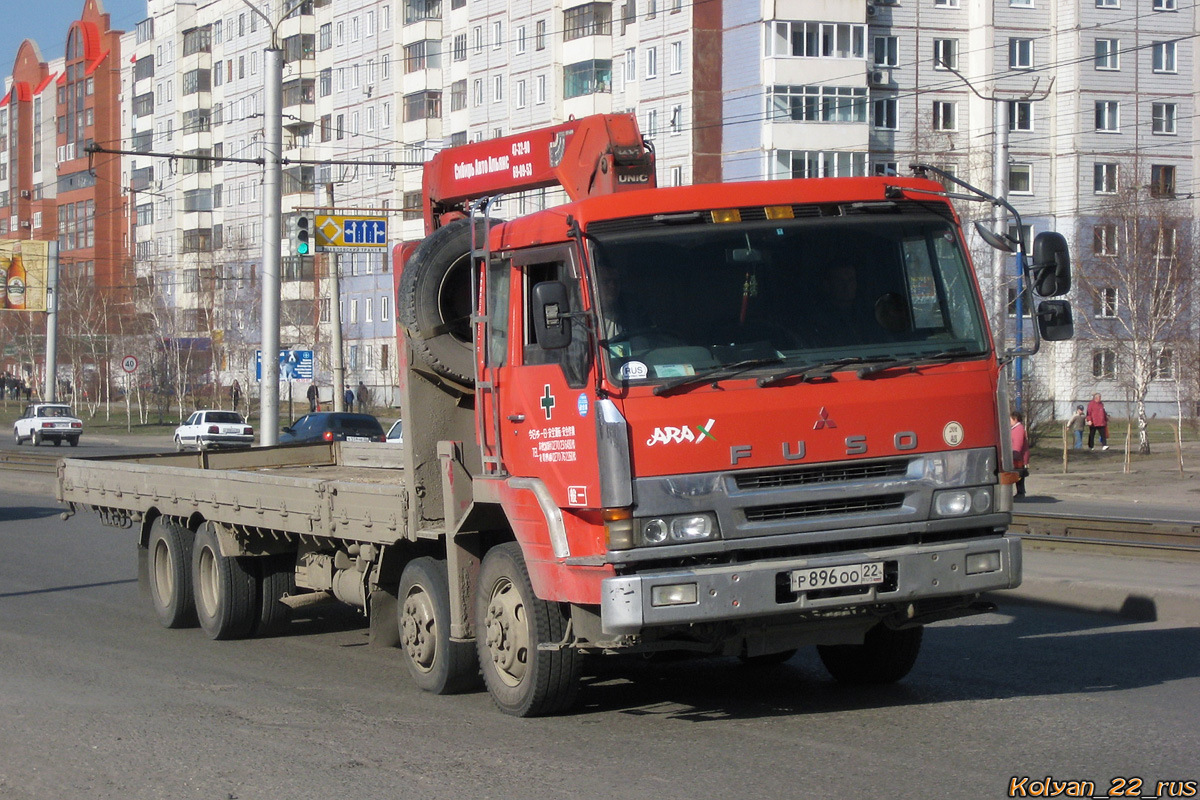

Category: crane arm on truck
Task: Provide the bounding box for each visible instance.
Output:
[421,113,655,232]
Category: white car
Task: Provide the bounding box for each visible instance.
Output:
[174,410,254,451]
[13,403,83,447]
[386,419,403,444]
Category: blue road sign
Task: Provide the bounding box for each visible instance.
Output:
[256,349,315,381]
[343,218,387,245]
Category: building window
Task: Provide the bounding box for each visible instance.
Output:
[1009,38,1033,69]
[473,78,483,106]
[1093,225,1118,256]
[1152,41,1176,73]
[563,3,611,41]
[933,39,958,70]
[933,0,959,7]
[404,40,442,73]
[873,98,897,130]
[1094,38,1118,70]
[1008,163,1032,194]
[770,86,867,123]
[1096,0,1118,6]
[1152,102,1177,134]
[403,91,442,121]
[646,46,658,78]
[1009,100,1032,131]
[773,150,867,179]
[492,21,502,49]
[1092,349,1115,379]
[563,60,612,98]
[450,79,467,112]
[646,109,658,137]
[492,74,504,102]
[932,101,957,131]
[670,41,682,74]
[453,33,467,62]
[1153,350,1174,380]
[873,36,898,67]
[536,74,547,104]
[1094,101,1119,132]
[1094,162,1118,194]
[319,23,332,50]
[516,79,526,108]
[1153,0,1176,9]
[536,19,546,50]
[1094,286,1117,317]
[769,21,867,59]
[624,48,636,83]
[1150,164,1176,198]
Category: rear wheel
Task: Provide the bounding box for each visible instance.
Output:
[147,517,198,629]
[255,554,295,637]
[191,522,257,640]
[52,438,61,447]
[475,543,580,716]
[68,436,79,447]
[817,624,923,684]
[398,557,480,694]
[32,431,42,446]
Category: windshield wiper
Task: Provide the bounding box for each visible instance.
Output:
[855,348,983,379]
[653,357,783,396]
[756,357,869,387]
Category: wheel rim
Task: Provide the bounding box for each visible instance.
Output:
[400,584,437,673]
[151,537,174,607]
[483,577,529,688]
[197,545,219,618]
[175,437,183,452]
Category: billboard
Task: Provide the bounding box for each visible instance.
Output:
[0,240,49,312]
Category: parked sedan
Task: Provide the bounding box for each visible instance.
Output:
[174,410,254,451]
[279,412,386,444]
[13,403,84,446]
[386,419,403,444]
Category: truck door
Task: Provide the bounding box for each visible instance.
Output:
[497,245,602,510]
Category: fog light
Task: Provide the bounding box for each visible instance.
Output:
[934,490,972,516]
[965,551,1002,575]
[642,518,668,544]
[651,583,698,607]
[971,488,993,514]
[670,514,714,541]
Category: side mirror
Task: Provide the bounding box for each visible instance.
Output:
[1037,300,1074,341]
[1031,231,1071,297]
[532,280,572,350]
[282,426,294,434]
[974,221,1017,253]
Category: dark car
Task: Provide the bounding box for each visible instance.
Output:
[279,412,386,444]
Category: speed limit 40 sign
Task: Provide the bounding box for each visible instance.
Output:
[121,355,139,374]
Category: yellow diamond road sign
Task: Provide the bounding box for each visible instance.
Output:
[314,215,388,252]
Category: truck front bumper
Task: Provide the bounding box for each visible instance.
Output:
[600,535,1021,635]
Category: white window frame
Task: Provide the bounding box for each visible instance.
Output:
[932,101,957,131]
[1095,100,1119,133]
[1009,100,1033,131]
[1094,39,1120,70]
[1009,38,1033,69]
[1152,102,1177,135]
[1153,41,1177,73]
[873,36,898,67]
[646,46,658,79]
[1008,163,1032,194]
[933,39,958,70]
[1094,162,1118,194]
[873,97,897,130]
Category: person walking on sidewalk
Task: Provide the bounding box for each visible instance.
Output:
[1011,410,1030,498]
[1068,405,1086,450]
[306,382,319,412]
[1086,393,1110,450]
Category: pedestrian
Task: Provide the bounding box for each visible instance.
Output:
[1086,393,1110,450]
[1068,404,1086,450]
[356,381,369,413]
[306,382,319,412]
[1010,410,1030,498]
[231,379,242,411]
[344,387,354,410]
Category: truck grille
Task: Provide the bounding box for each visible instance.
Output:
[744,494,906,522]
[736,459,909,490]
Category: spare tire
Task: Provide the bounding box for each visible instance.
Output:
[399,217,499,386]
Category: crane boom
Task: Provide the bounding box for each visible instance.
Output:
[421,114,655,232]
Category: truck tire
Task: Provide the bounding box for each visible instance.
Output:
[817,623,923,685]
[147,517,198,629]
[475,542,580,716]
[398,557,480,694]
[398,217,499,386]
[255,554,295,637]
[192,522,257,640]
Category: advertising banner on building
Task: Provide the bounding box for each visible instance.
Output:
[0,240,49,312]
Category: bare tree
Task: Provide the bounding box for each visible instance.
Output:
[1076,160,1195,455]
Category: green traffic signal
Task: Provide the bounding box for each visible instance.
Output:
[295,216,311,255]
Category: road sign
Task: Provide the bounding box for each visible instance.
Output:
[121,355,139,374]
[314,215,388,252]
[256,349,315,381]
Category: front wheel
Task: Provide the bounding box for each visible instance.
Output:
[398,557,480,694]
[475,542,580,717]
[13,429,21,445]
[175,436,185,452]
[192,522,258,640]
[817,623,923,684]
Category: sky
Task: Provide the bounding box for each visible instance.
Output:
[0,0,147,76]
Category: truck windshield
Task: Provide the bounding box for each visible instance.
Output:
[588,212,989,384]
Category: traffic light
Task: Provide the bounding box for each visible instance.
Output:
[293,215,311,255]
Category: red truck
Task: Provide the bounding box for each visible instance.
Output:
[59,114,1072,717]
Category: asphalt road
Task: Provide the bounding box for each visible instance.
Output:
[1,487,1198,800]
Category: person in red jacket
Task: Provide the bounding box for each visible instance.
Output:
[1086,393,1110,450]
[1010,411,1030,498]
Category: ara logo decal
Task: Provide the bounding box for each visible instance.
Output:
[646,419,716,447]
[813,407,837,430]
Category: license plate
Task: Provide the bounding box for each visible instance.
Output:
[346,435,370,442]
[790,561,884,592]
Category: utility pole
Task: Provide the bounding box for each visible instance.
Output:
[326,183,346,412]
[44,243,58,402]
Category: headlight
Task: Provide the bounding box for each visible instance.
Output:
[933,488,992,517]
[635,512,719,547]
